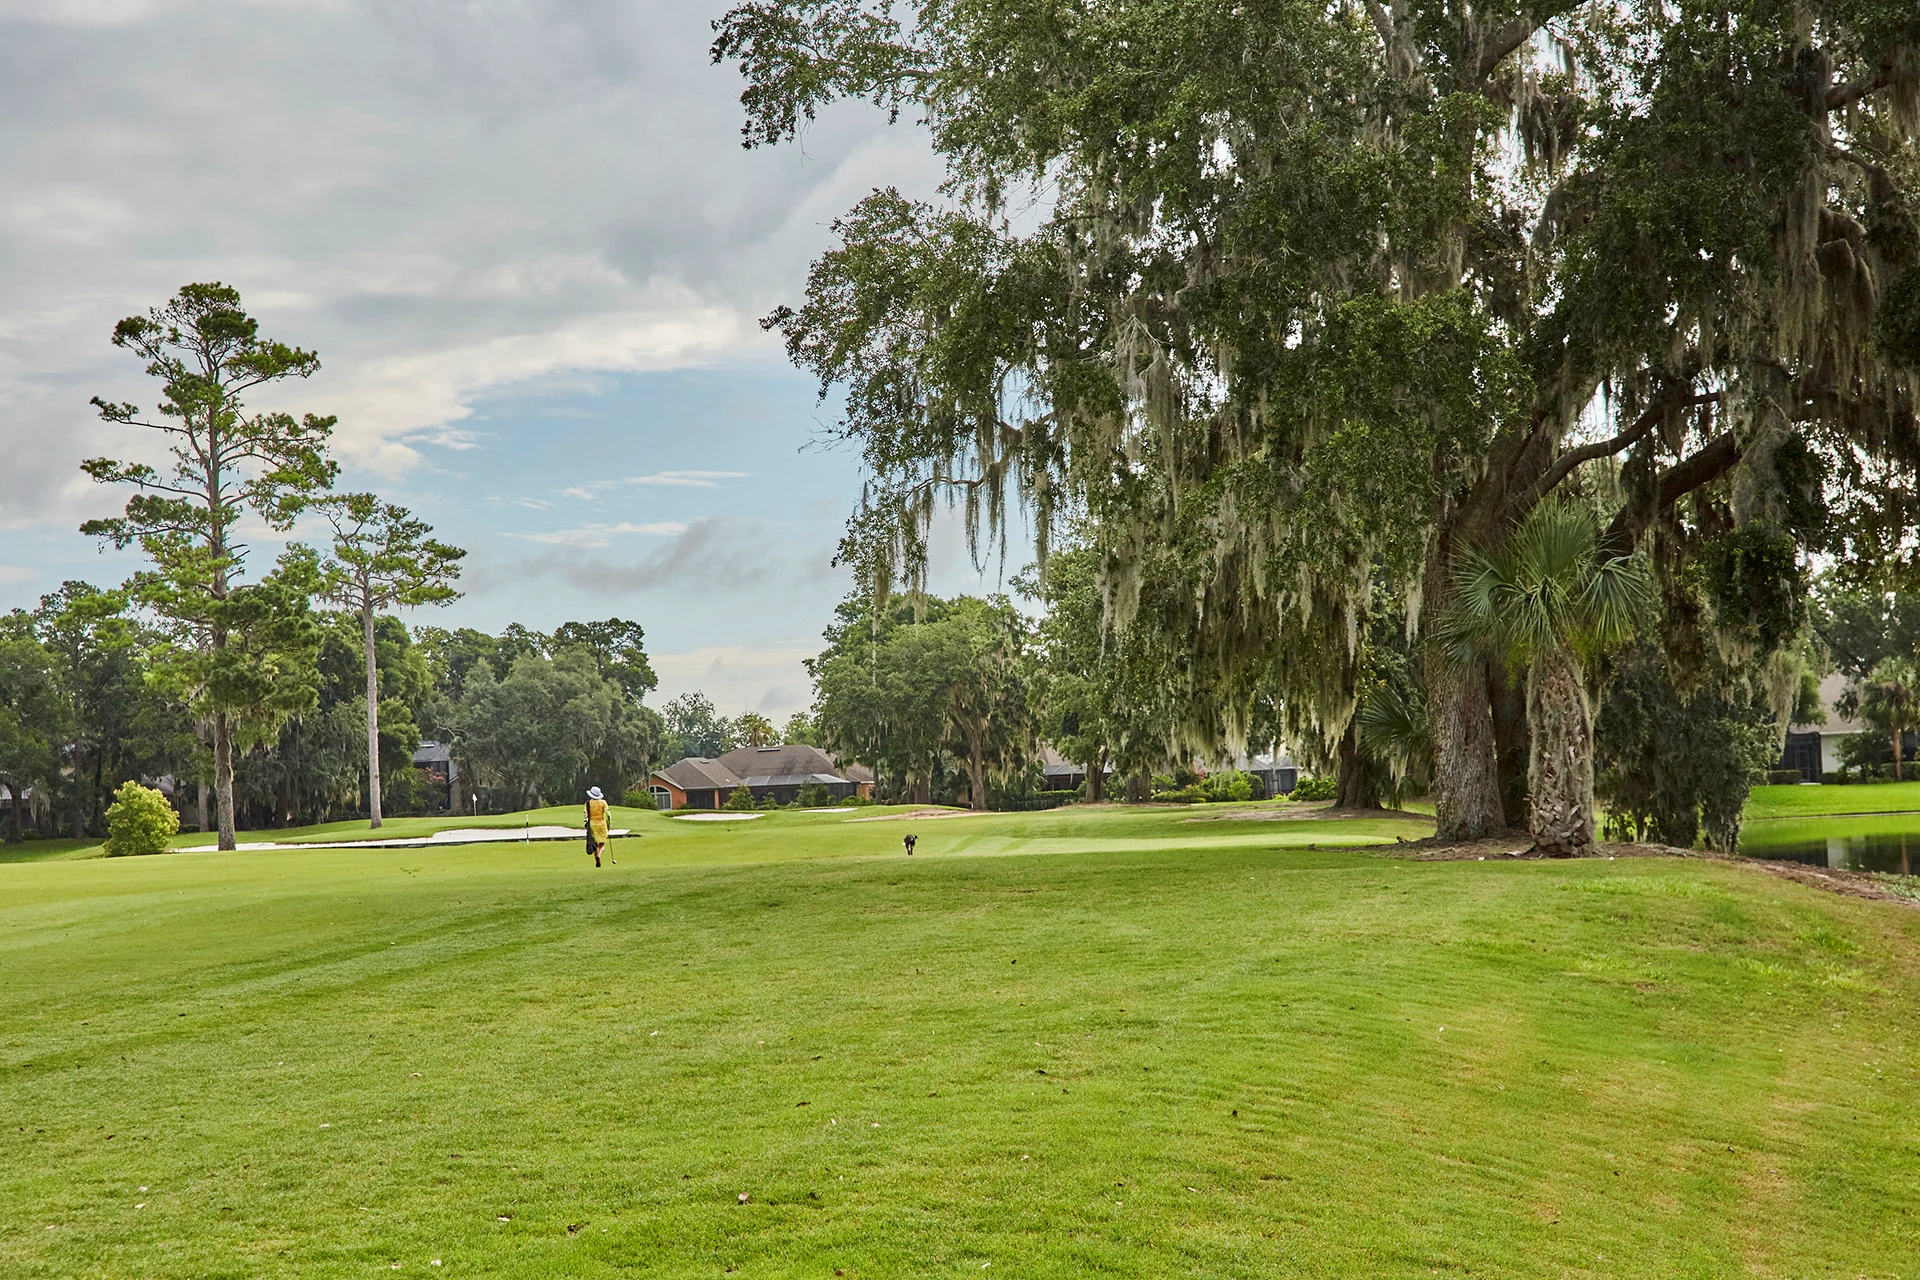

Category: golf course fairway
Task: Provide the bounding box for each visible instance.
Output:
[3,802,1917,1276]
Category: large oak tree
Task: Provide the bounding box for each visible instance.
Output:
[719,0,1920,842]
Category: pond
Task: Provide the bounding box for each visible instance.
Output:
[1738,811,1920,874]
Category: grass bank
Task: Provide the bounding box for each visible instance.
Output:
[4,806,1918,1277]
[1746,780,1920,819]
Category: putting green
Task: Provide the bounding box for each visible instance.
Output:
[3,803,1917,1277]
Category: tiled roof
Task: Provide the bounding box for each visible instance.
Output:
[657,743,875,791]
[656,758,744,792]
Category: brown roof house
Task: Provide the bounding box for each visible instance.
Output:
[647,744,874,811]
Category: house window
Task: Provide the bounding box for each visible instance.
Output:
[649,785,674,811]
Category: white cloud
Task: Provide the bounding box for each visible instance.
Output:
[0,565,36,585]
[508,520,688,548]
[651,642,823,720]
[629,470,748,487]
[0,0,943,523]
[564,469,750,500]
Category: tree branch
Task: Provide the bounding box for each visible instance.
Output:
[1825,52,1896,112]
[1602,431,1741,554]
[1532,391,1716,501]
[1477,18,1539,80]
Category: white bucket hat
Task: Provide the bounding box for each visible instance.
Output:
[587,786,604,800]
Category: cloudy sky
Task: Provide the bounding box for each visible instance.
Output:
[0,0,1020,718]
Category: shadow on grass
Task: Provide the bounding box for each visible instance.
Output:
[0,838,103,864]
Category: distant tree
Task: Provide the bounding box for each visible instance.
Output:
[0,634,63,843]
[1445,503,1650,855]
[736,713,776,747]
[662,691,736,760]
[940,597,1032,811]
[781,710,820,745]
[314,494,465,828]
[810,594,956,803]
[552,619,659,704]
[452,650,654,811]
[81,283,336,850]
[810,590,1031,807]
[1844,658,1920,781]
[30,582,144,838]
[1023,548,1119,802]
[1814,578,1920,682]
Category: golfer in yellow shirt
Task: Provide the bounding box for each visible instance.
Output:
[585,786,610,867]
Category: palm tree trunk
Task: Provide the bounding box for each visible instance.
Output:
[1527,645,1596,856]
[364,602,383,829]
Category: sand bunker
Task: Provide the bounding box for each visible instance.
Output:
[844,807,988,822]
[228,825,629,851]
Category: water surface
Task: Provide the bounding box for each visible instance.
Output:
[1739,812,1920,873]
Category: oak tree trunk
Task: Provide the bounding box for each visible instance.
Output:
[1527,646,1596,857]
[1334,716,1379,809]
[364,603,383,829]
[967,747,988,812]
[3,782,20,845]
[1086,753,1105,802]
[1427,650,1506,841]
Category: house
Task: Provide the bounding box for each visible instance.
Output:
[1037,745,1299,796]
[647,744,875,811]
[412,741,457,785]
[1230,750,1298,797]
[1038,745,1106,792]
[1777,672,1867,781]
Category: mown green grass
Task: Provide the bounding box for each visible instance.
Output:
[4,808,1919,1277]
[1746,780,1920,819]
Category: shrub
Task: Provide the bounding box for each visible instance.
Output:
[622,788,658,810]
[1821,771,1851,785]
[724,783,759,811]
[1291,775,1337,802]
[844,793,876,807]
[794,782,833,808]
[1203,769,1254,803]
[1765,770,1808,786]
[104,781,179,857]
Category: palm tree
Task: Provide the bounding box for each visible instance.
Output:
[1849,658,1920,781]
[735,713,777,747]
[1444,501,1650,855]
